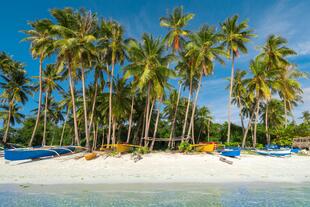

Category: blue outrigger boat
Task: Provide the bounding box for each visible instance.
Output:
[4,146,75,161]
[221,147,241,157]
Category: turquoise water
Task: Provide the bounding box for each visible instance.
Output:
[0,183,310,206]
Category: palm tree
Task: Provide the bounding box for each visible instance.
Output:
[274,66,306,127]
[196,106,212,142]
[242,58,271,148]
[40,64,63,146]
[257,35,296,138]
[124,34,174,144]
[301,111,310,125]
[186,25,226,141]
[261,99,285,144]
[51,8,96,147]
[0,103,25,140]
[98,20,126,147]
[22,19,54,146]
[220,15,255,143]
[160,6,194,52]
[0,62,32,143]
[178,51,198,138]
[231,70,247,134]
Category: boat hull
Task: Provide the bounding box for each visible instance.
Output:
[256,149,291,156]
[4,146,75,161]
[221,148,241,157]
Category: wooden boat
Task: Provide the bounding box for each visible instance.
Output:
[4,146,75,161]
[192,142,216,152]
[84,152,97,160]
[221,148,241,157]
[291,148,301,153]
[256,149,291,156]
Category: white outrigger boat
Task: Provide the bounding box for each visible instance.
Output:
[256,148,291,157]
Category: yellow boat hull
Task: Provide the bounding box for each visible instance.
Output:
[193,143,216,152]
[84,152,97,160]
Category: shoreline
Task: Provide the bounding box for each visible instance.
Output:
[1,152,310,185]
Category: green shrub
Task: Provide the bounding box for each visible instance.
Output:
[135,146,150,154]
[255,143,264,149]
[224,142,240,147]
[178,141,193,153]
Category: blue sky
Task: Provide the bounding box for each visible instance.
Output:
[1,0,309,124]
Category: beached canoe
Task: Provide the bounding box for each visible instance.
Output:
[192,142,216,152]
[84,152,97,160]
[291,148,301,153]
[256,149,291,157]
[221,148,241,157]
[4,146,75,161]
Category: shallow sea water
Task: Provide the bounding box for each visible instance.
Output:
[0,183,309,207]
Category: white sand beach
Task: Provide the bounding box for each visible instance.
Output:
[0,152,309,184]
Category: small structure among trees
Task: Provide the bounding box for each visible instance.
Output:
[293,137,310,149]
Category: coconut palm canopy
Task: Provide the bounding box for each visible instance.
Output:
[0,2,309,149]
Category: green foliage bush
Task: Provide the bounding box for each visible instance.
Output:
[135,146,150,154]
[178,141,192,153]
[224,142,240,147]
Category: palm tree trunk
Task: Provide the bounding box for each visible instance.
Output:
[265,101,270,145]
[207,119,210,142]
[60,109,69,146]
[169,84,182,148]
[187,70,203,143]
[227,54,235,143]
[144,82,151,144]
[3,101,13,143]
[139,108,146,146]
[68,64,80,145]
[81,67,90,150]
[242,96,259,148]
[29,57,43,146]
[147,99,155,131]
[238,98,245,135]
[284,98,288,128]
[253,102,260,148]
[112,117,116,145]
[101,127,105,146]
[107,62,114,147]
[182,78,192,137]
[88,72,98,135]
[151,97,162,151]
[126,96,134,143]
[42,90,49,146]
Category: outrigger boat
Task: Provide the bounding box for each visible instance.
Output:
[221,147,241,157]
[256,148,291,157]
[4,146,75,161]
[191,142,217,153]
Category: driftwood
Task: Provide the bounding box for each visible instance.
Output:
[220,157,233,165]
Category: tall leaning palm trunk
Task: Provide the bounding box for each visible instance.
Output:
[265,101,270,145]
[68,64,80,145]
[284,98,288,128]
[126,96,134,143]
[81,67,90,149]
[187,70,203,143]
[169,84,182,148]
[3,101,13,143]
[107,61,114,147]
[29,57,43,146]
[88,74,98,134]
[253,101,260,148]
[42,90,49,146]
[59,109,69,146]
[182,78,192,137]
[144,82,151,143]
[227,54,235,143]
[242,95,259,148]
[150,96,162,150]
